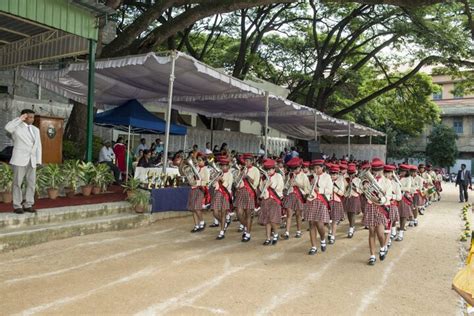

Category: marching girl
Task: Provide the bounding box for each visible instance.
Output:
[258,159,284,245]
[302,161,311,176]
[359,162,371,219]
[435,168,443,201]
[384,165,400,248]
[234,153,260,242]
[276,159,286,178]
[211,157,234,240]
[362,158,392,265]
[410,165,424,226]
[328,165,345,245]
[304,159,333,255]
[281,158,311,239]
[187,153,210,233]
[344,163,362,238]
[395,164,413,242]
[419,163,433,208]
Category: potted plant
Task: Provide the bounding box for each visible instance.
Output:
[91,163,115,194]
[0,163,13,203]
[78,162,96,196]
[121,177,141,199]
[127,189,150,213]
[43,164,64,199]
[35,165,48,199]
[62,160,81,198]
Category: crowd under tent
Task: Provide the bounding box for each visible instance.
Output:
[19,51,385,169]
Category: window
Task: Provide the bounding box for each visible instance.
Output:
[432,85,442,100]
[453,83,464,99]
[453,119,463,134]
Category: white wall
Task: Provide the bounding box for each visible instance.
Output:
[320,144,387,161]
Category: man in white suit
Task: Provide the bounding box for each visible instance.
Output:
[4,109,42,214]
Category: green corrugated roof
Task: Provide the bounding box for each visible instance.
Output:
[0,0,114,40]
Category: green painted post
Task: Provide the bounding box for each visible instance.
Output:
[86,39,96,162]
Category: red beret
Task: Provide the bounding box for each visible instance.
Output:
[263,159,276,169]
[302,161,310,168]
[286,157,302,168]
[329,165,340,173]
[399,164,410,171]
[276,158,283,163]
[242,153,253,160]
[218,158,230,165]
[410,165,418,171]
[347,163,357,174]
[339,164,347,170]
[384,165,396,172]
[361,163,371,170]
[418,163,425,169]
[371,157,384,169]
[196,152,206,159]
[310,159,325,166]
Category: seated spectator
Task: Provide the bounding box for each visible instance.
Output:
[137,149,153,168]
[98,141,121,184]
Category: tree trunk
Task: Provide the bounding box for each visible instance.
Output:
[64,101,96,149]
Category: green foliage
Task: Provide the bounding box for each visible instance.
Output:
[425,124,458,167]
[122,177,141,193]
[62,160,82,191]
[63,136,103,162]
[35,165,48,195]
[78,162,96,186]
[42,164,65,190]
[127,189,150,208]
[93,163,115,191]
[0,163,13,192]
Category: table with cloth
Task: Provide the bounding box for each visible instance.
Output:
[134,167,180,183]
[151,187,191,212]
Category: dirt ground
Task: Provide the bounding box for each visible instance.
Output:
[0,183,465,315]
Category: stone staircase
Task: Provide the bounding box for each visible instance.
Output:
[0,202,189,252]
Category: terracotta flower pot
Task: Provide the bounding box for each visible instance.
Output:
[126,191,135,199]
[64,187,76,198]
[92,186,102,195]
[81,185,93,197]
[47,188,59,200]
[2,191,12,204]
[134,204,145,214]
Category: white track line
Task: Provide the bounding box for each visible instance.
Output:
[356,246,410,316]
[20,266,158,316]
[5,245,157,285]
[256,244,363,316]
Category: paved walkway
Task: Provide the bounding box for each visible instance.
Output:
[0,183,463,315]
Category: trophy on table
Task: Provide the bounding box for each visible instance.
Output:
[146,170,154,190]
[172,174,178,187]
[159,173,167,188]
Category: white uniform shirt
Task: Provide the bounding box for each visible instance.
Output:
[99,146,115,162]
[391,179,402,202]
[195,166,210,187]
[288,171,311,195]
[332,176,346,202]
[400,176,412,193]
[214,170,233,194]
[307,172,333,201]
[260,172,284,200]
[239,165,260,190]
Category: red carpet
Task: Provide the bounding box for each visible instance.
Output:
[0,185,127,213]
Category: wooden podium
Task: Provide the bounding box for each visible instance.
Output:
[33,116,64,164]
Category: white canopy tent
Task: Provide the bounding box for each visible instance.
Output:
[20,51,385,167]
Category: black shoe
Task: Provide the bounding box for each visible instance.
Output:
[13,208,24,214]
[368,257,376,265]
[321,242,327,252]
[280,233,289,240]
[242,235,251,242]
[272,235,279,245]
[308,247,318,255]
[197,223,206,231]
[23,207,36,213]
[209,223,219,228]
[295,232,302,238]
[263,239,271,246]
[216,234,225,240]
[379,248,387,261]
[191,227,199,233]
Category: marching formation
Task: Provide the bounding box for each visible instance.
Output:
[185,154,443,265]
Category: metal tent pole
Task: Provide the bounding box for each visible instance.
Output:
[348,124,351,158]
[162,51,177,173]
[126,125,131,181]
[314,111,318,141]
[86,39,96,162]
[264,91,269,158]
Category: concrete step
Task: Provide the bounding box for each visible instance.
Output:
[0,202,131,229]
[0,213,153,252]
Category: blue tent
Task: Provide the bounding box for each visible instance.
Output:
[94,99,187,135]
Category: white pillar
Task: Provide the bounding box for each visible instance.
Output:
[264,91,269,158]
[162,51,177,173]
[348,124,351,157]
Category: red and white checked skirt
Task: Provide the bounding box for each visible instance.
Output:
[360,195,367,213]
[398,199,413,218]
[304,199,330,223]
[434,181,442,192]
[390,204,400,224]
[282,192,304,211]
[363,203,387,227]
[211,191,231,212]
[344,196,361,214]
[258,198,282,225]
[413,193,425,207]
[234,187,256,210]
[187,188,204,211]
[329,200,345,222]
